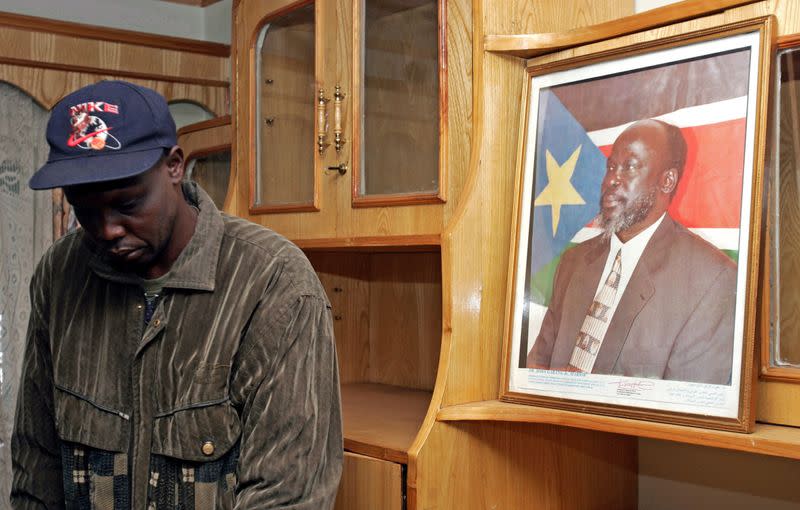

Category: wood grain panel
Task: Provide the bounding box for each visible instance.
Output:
[334,452,402,510]
[439,399,800,461]
[0,26,229,86]
[758,379,800,427]
[442,0,473,224]
[414,421,636,510]
[341,383,431,464]
[0,65,228,114]
[306,251,372,384]
[0,11,229,56]
[368,252,442,390]
[439,48,524,406]
[485,0,756,58]
[306,250,441,389]
[529,1,771,67]
[772,0,800,36]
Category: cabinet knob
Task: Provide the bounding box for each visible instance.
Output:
[326,163,348,176]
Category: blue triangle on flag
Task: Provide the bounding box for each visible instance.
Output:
[529,90,607,286]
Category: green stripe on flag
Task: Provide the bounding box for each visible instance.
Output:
[530,243,576,307]
[722,249,738,264]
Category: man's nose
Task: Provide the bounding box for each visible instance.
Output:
[604,171,620,188]
[97,213,125,241]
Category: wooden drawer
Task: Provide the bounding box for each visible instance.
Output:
[334,452,403,510]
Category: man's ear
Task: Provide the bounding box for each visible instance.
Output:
[660,168,678,194]
[165,145,185,183]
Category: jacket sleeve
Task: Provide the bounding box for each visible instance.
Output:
[233,294,343,509]
[11,260,65,508]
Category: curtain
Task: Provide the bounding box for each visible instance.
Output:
[0,82,51,507]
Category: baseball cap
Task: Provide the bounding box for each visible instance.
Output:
[29,80,177,190]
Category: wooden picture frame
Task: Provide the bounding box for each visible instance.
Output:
[501,17,774,433]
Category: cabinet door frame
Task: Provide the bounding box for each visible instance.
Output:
[178,115,234,212]
[350,0,448,208]
[245,0,322,214]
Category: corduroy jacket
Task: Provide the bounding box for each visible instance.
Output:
[11,183,343,509]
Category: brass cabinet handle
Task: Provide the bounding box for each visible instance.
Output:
[326,163,348,176]
[333,85,346,152]
[317,88,330,154]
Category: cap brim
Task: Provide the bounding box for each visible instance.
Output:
[29,147,165,190]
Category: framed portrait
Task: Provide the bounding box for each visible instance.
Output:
[501,18,774,432]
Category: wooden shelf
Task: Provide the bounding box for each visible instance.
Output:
[484,0,758,59]
[296,235,440,252]
[437,399,800,460]
[342,383,433,464]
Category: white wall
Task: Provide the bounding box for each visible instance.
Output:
[0,0,231,43]
[204,0,232,45]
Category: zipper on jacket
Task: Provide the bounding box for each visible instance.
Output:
[54,383,131,420]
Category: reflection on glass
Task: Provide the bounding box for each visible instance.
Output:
[255,3,315,207]
[774,47,800,367]
[186,150,231,209]
[360,0,439,197]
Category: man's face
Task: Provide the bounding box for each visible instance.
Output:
[599,123,670,240]
[65,153,181,276]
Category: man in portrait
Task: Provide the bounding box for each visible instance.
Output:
[526,118,737,385]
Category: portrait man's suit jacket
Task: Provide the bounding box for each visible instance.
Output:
[527,215,737,385]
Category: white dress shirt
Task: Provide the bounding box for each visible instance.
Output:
[591,213,666,323]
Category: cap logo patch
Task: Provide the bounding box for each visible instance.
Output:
[67,101,122,151]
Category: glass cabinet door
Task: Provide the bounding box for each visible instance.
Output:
[354,0,443,205]
[771,46,800,373]
[254,3,317,210]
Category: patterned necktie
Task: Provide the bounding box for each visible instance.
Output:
[569,249,622,372]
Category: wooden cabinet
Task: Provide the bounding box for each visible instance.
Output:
[231,2,463,506]
[231,0,471,245]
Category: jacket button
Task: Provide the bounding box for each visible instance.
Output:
[202,441,215,456]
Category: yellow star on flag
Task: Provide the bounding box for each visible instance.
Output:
[534,145,585,236]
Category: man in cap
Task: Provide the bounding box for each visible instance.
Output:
[11,80,342,508]
[527,119,736,385]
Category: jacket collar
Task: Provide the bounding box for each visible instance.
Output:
[85,181,224,291]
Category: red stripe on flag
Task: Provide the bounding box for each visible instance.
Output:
[596,119,745,228]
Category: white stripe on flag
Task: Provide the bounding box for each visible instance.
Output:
[689,228,740,251]
[587,96,748,147]
[568,227,739,251]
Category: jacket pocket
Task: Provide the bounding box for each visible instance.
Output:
[54,384,130,452]
[151,399,241,462]
[149,401,240,509]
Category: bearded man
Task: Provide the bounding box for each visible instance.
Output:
[526,119,737,385]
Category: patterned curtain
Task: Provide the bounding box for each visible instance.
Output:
[0,82,51,507]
